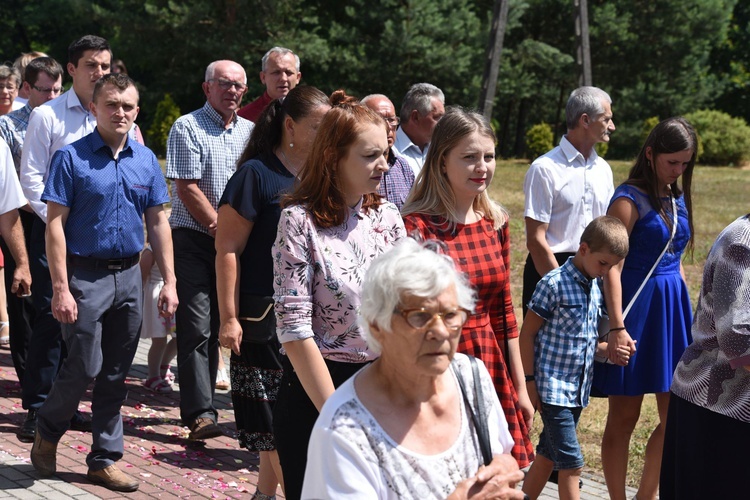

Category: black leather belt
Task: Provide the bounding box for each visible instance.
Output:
[68,254,141,271]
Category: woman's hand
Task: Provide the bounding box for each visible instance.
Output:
[219,318,243,356]
[449,454,526,499]
[606,329,636,366]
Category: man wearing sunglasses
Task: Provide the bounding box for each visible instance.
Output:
[166,59,253,442]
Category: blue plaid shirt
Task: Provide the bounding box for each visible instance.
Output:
[0,103,31,172]
[42,129,170,259]
[166,102,253,234]
[527,257,603,408]
[377,149,415,211]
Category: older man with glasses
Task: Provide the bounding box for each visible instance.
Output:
[166,60,253,441]
[361,93,415,211]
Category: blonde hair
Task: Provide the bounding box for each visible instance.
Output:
[401,106,508,230]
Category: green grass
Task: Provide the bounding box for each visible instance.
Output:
[489,159,749,485]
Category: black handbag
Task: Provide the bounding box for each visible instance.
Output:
[238,295,276,344]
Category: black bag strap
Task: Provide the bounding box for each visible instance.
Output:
[454,356,493,466]
[498,228,510,375]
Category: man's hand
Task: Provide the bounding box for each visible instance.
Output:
[11,263,31,297]
[157,282,178,318]
[52,288,78,323]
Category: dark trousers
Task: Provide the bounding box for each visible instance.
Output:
[660,392,749,499]
[173,228,219,425]
[522,252,575,317]
[273,356,367,500]
[0,209,36,383]
[21,215,64,410]
[37,264,142,471]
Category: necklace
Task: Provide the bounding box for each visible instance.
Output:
[278,148,299,176]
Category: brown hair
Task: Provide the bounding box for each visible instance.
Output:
[282,90,388,228]
[580,215,629,258]
[237,85,329,166]
[624,116,696,253]
[92,73,137,102]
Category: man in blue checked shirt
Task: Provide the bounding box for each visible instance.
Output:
[519,216,631,500]
[165,59,253,442]
[30,73,178,493]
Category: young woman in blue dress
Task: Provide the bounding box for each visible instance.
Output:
[594,117,697,500]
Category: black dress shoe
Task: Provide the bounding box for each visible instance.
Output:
[17,409,37,443]
[70,410,92,432]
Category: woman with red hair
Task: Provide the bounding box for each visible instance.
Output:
[271,91,405,500]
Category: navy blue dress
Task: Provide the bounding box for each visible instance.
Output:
[219,151,295,451]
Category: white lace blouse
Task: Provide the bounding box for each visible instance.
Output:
[302,353,514,499]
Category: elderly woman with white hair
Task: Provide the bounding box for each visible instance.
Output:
[301,239,525,499]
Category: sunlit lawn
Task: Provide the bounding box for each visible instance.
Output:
[491,158,749,485]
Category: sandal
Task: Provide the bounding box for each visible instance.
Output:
[143,376,172,394]
[160,365,175,386]
[0,321,9,348]
[215,367,230,391]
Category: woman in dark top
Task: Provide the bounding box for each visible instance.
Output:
[215,85,331,500]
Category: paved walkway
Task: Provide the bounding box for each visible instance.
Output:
[0,340,636,499]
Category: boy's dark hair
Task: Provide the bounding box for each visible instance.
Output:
[25,57,64,86]
[92,73,137,103]
[580,215,629,258]
[68,35,111,67]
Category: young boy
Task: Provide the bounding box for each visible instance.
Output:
[520,215,632,500]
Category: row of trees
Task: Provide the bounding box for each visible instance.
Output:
[1,0,747,161]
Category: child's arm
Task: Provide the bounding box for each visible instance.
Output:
[519,310,545,419]
[140,246,154,285]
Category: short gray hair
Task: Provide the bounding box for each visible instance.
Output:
[399,83,444,123]
[204,60,247,83]
[360,93,389,105]
[0,64,21,87]
[261,47,300,72]
[566,86,611,130]
[359,238,476,355]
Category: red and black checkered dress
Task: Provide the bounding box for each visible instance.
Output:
[404,213,534,467]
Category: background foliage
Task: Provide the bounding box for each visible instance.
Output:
[1,0,748,162]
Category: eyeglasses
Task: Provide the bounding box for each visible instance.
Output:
[32,85,63,94]
[0,84,18,91]
[207,78,247,92]
[383,116,400,128]
[394,307,470,331]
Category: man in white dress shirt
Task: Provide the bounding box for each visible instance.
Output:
[0,141,31,299]
[522,86,616,316]
[392,83,444,177]
[17,35,112,443]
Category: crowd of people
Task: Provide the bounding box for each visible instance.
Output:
[0,33,747,500]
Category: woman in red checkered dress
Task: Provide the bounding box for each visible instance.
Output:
[402,107,533,467]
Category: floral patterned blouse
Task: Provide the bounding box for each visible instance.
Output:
[273,199,406,362]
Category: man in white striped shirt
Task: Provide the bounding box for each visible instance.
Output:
[522,86,616,317]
